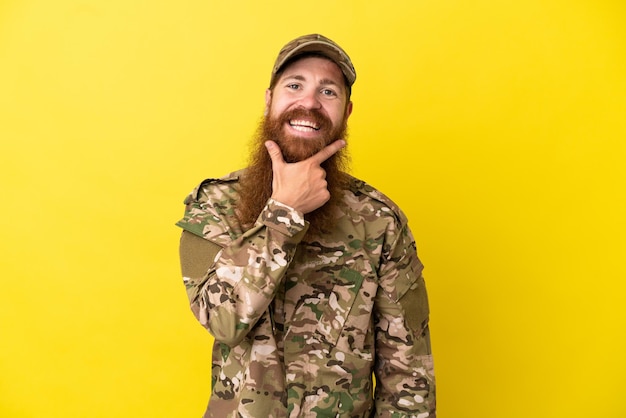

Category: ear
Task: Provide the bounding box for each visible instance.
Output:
[265,89,272,114]
[345,101,353,119]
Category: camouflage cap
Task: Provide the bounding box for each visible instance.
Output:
[270,34,356,88]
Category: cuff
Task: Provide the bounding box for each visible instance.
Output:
[258,198,308,237]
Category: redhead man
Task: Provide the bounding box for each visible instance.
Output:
[177,34,436,418]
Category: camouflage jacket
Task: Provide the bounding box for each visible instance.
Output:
[176,170,436,418]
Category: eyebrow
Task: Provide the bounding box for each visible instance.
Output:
[282,74,341,87]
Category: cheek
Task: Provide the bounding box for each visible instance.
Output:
[267,94,292,115]
[329,107,347,126]
[268,102,287,119]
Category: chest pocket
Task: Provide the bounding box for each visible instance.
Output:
[283,244,378,349]
[315,263,365,346]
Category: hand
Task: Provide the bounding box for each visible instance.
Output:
[264,139,345,214]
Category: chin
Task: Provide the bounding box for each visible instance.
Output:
[279,141,322,162]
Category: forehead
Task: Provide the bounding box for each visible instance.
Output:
[277,56,345,84]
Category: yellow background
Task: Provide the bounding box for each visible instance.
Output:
[1,0,625,417]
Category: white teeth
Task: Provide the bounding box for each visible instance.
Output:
[291,125,315,132]
[290,119,319,131]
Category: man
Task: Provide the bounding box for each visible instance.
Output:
[176,34,436,418]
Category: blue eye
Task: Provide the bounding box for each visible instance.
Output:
[322,89,336,96]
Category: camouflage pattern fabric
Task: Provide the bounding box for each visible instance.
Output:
[176,169,436,418]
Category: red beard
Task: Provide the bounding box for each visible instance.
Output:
[237,109,350,236]
[262,107,342,163]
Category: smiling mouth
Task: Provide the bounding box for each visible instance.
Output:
[289,119,320,132]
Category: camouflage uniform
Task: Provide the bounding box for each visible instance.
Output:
[176,169,436,418]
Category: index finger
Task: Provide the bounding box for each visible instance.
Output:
[309,140,346,165]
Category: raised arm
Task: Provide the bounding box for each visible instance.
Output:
[178,139,345,346]
[180,197,308,346]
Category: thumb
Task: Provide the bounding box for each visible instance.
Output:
[265,140,285,167]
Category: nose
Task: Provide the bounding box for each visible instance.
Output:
[297,89,322,110]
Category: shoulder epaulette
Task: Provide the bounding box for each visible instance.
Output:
[177,170,244,246]
[346,174,408,226]
[184,170,242,204]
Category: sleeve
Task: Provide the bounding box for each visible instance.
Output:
[373,221,436,417]
[179,198,308,347]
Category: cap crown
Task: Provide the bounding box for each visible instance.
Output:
[270,34,356,88]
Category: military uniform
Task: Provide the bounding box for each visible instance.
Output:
[177,169,436,417]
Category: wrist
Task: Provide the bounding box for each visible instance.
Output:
[258,198,307,237]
